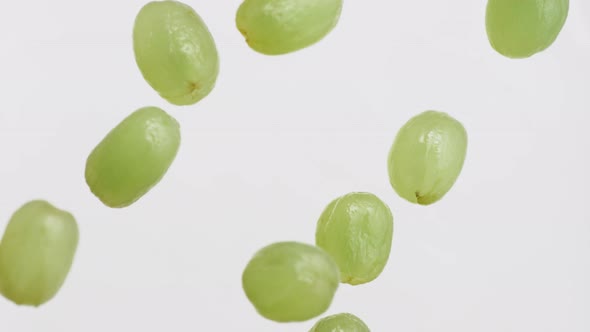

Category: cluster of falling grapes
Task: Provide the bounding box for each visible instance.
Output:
[0,0,569,330]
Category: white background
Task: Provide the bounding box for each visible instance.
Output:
[0,0,589,331]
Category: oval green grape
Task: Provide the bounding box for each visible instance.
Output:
[310,313,370,332]
[316,192,393,285]
[242,241,340,322]
[486,0,569,58]
[387,111,467,205]
[85,107,181,208]
[0,200,79,307]
[133,1,219,105]
[236,0,343,55]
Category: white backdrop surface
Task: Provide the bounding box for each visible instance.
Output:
[0,0,589,331]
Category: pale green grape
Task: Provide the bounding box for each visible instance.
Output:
[486,0,569,58]
[85,107,180,208]
[387,111,467,205]
[133,1,219,105]
[0,200,78,307]
[236,0,343,55]
[316,192,393,285]
[242,242,340,322]
[310,313,370,332]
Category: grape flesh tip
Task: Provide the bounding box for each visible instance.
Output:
[486,0,569,58]
[85,107,181,208]
[236,0,343,55]
[310,313,370,332]
[0,200,79,307]
[387,111,467,205]
[242,241,340,322]
[316,192,393,285]
[133,1,219,105]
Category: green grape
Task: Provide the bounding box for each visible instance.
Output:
[486,0,569,58]
[316,192,393,285]
[242,241,340,322]
[236,0,343,55]
[387,111,467,206]
[85,107,180,208]
[310,313,370,332]
[133,1,219,105]
[0,200,78,307]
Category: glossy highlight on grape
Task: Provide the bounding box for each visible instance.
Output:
[85,107,181,208]
[316,192,393,285]
[387,111,467,205]
[133,1,219,105]
[0,200,79,307]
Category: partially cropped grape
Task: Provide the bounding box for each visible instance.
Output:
[316,192,393,285]
[486,0,569,58]
[133,1,219,105]
[85,107,180,208]
[0,200,79,307]
[310,313,370,332]
[242,242,340,322]
[236,0,343,55]
[387,111,467,205]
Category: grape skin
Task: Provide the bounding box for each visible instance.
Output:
[133,1,219,105]
[0,201,79,307]
[310,313,370,332]
[486,0,569,58]
[85,107,181,208]
[236,0,343,55]
[387,111,467,205]
[316,192,393,285]
[242,242,340,322]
